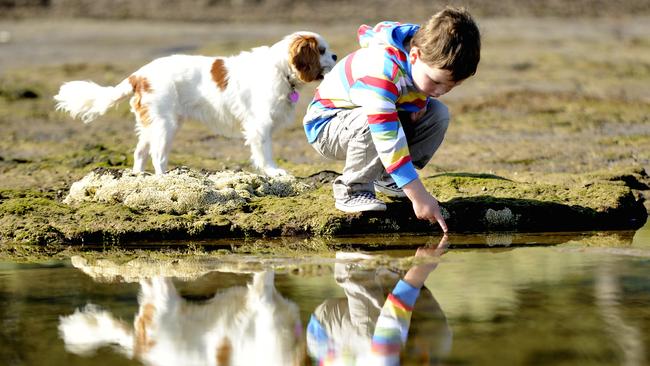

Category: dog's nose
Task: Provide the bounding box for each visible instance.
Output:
[332,54,337,61]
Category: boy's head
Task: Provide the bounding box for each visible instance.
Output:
[409,7,481,97]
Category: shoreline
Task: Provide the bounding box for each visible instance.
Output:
[1,167,647,251]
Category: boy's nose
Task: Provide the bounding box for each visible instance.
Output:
[332,54,337,61]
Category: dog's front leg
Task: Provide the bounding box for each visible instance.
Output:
[245,122,287,177]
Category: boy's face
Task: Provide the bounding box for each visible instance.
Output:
[409,47,463,98]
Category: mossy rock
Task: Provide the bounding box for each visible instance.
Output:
[0,168,646,249]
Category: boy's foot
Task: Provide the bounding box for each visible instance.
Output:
[374,177,407,198]
[335,191,387,213]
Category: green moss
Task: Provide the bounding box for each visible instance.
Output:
[423,173,633,211]
[0,190,71,245]
[0,167,645,250]
[1,197,63,215]
[62,144,132,169]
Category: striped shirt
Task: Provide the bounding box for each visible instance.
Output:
[368,280,420,365]
[303,22,428,188]
[306,279,420,366]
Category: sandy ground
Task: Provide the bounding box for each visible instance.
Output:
[0,20,338,70]
[2,17,649,97]
[1,17,649,189]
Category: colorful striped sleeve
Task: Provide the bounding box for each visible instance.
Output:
[348,50,418,187]
[369,280,421,365]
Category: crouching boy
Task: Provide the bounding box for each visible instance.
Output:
[303,7,481,232]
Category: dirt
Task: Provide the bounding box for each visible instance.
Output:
[3,0,650,22]
[0,14,649,250]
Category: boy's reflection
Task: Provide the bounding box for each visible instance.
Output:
[307,235,451,365]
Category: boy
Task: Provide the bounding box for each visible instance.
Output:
[307,236,451,364]
[303,7,481,232]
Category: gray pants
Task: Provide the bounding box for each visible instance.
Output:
[311,98,450,199]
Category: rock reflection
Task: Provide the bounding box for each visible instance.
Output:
[59,269,305,366]
[307,235,452,365]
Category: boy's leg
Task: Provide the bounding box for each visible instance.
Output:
[311,108,386,210]
[402,99,450,169]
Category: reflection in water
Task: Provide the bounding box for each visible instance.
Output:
[58,237,453,366]
[307,236,452,365]
[31,228,649,365]
[59,270,305,366]
[596,263,646,366]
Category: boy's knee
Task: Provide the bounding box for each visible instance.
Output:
[357,124,373,143]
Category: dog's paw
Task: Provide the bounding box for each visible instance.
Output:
[263,167,288,177]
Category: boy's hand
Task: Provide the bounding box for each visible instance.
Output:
[404,234,449,288]
[415,234,449,259]
[402,178,448,232]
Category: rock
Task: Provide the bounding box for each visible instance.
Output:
[1,168,647,247]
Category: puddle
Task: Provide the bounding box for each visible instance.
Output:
[1,225,650,365]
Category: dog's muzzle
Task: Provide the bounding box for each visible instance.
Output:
[318,65,334,80]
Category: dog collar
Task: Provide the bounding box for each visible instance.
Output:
[289,90,299,103]
[286,75,299,103]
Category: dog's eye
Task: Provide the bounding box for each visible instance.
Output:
[318,48,326,55]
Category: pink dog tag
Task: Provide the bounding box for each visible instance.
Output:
[289,90,299,103]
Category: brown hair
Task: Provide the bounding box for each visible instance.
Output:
[128,75,153,126]
[289,35,322,83]
[411,7,481,82]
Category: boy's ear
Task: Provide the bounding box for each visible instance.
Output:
[409,46,420,64]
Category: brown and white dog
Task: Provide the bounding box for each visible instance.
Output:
[54,32,336,176]
[59,271,306,366]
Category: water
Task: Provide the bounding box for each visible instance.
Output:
[1,223,650,365]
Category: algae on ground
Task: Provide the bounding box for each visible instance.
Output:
[3,167,645,249]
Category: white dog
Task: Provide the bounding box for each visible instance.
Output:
[54,32,336,176]
[59,271,306,366]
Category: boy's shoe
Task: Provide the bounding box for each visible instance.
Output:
[374,177,407,198]
[335,191,387,213]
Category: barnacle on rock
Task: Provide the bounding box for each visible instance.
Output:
[64,168,309,214]
[484,207,519,228]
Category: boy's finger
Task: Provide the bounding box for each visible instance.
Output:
[435,234,449,252]
[434,213,448,233]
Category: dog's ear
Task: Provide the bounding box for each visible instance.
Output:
[289,35,322,83]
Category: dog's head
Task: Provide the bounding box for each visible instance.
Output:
[285,31,336,83]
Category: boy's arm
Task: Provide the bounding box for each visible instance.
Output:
[369,235,448,365]
[348,54,419,188]
[348,55,447,232]
[369,279,420,365]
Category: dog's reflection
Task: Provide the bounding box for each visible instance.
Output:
[59,271,305,366]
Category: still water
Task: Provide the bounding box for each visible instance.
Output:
[1,224,649,365]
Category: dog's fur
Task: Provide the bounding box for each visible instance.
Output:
[54,32,336,176]
[59,272,306,366]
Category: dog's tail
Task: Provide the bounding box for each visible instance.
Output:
[58,304,134,358]
[54,77,133,124]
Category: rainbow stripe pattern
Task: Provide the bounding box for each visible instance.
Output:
[303,22,428,188]
[305,279,420,365]
[369,280,420,365]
